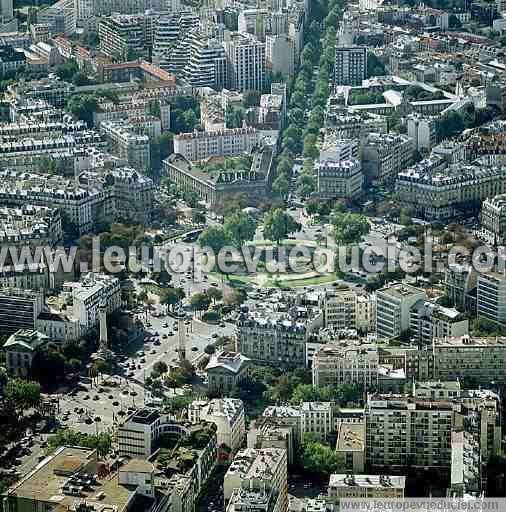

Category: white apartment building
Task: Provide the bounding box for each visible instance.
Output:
[409,300,469,343]
[477,271,506,326]
[396,160,506,221]
[316,157,363,200]
[376,283,426,340]
[481,194,506,245]
[362,132,414,182]
[63,273,121,331]
[301,402,333,441]
[100,120,150,172]
[365,394,454,471]
[98,14,145,59]
[328,474,405,503]
[173,127,259,162]
[312,343,379,389]
[265,34,295,81]
[227,487,281,512]
[224,448,288,512]
[407,114,438,153]
[188,398,245,460]
[335,422,366,473]
[225,32,265,92]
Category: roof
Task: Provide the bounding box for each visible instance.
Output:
[336,423,365,452]
[5,446,135,512]
[206,351,250,374]
[120,459,154,474]
[329,473,406,489]
[3,329,48,352]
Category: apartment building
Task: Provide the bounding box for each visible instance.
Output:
[407,114,438,152]
[3,329,49,377]
[312,343,379,389]
[376,283,426,340]
[323,288,377,331]
[0,288,44,336]
[237,309,322,367]
[265,34,295,80]
[225,32,265,92]
[7,77,74,107]
[328,474,405,503]
[477,271,506,326]
[224,448,288,512]
[94,97,171,132]
[206,351,250,394]
[184,35,228,89]
[335,422,366,473]
[248,419,296,465]
[365,394,454,471]
[173,127,260,162]
[227,487,281,512]
[409,300,469,343]
[316,157,363,200]
[481,194,506,244]
[99,14,145,59]
[0,204,62,248]
[2,447,148,512]
[301,402,333,441]
[261,405,303,446]
[396,161,506,221]
[444,263,477,311]
[362,132,414,183]
[334,46,367,86]
[188,398,245,461]
[100,120,150,172]
[62,273,121,331]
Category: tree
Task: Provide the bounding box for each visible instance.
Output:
[67,94,99,127]
[5,379,40,411]
[263,208,298,243]
[183,110,198,131]
[244,90,261,107]
[206,287,223,303]
[303,134,319,159]
[153,361,168,374]
[297,173,316,199]
[192,210,206,225]
[223,288,247,306]
[31,348,66,388]
[331,211,369,245]
[48,430,111,456]
[272,174,289,198]
[190,292,211,313]
[198,225,231,253]
[56,59,79,82]
[72,72,92,86]
[161,287,185,309]
[204,344,216,355]
[367,53,386,77]
[225,104,245,128]
[224,211,257,247]
[301,440,339,477]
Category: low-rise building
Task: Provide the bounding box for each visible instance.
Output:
[224,448,288,512]
[301,402,333,441]
[328,474,405,503]
[335,422,366,473]
[188,398,245,462]
[3,329,49,377]
[312,342,379,389]
[206,351,250,394]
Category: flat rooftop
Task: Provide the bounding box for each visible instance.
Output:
[5,446,134,511]
[329,473,406,489]
[336,423,365,452]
